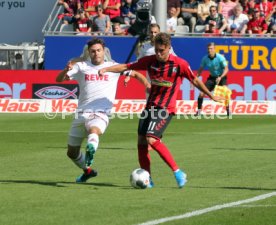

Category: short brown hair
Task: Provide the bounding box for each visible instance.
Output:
[87,38,105,49]
[149,23,160,31]
[154,32,171,46]
[208,42,216,47]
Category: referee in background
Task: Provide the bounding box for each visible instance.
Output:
[195,42,231,117]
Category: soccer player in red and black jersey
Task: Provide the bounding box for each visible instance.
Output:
[98,32,221,188]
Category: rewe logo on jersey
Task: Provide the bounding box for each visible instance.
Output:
[85,74,109,81]
[35,86,78,99]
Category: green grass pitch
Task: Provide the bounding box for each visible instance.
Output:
[0,114,275,225]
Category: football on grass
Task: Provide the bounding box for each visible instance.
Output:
[130,168,150,189]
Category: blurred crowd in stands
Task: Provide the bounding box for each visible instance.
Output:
[57,0,276,36]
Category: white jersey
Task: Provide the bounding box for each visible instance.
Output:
[67,61,120,113]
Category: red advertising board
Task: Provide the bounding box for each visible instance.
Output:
[0,70,276,100]
[1,99,275,115]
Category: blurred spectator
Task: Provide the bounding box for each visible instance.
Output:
[247,8,268,35]
[102,0,124,23]
[121,0,137,25]
[227,4,249,35]
[197,0,217,25]
[58,0,82,24]
[113,22,128,35]
[11,53,23,70]
[73,9,93,35]
[218,0,236,19]
[92,4,112,35]
[255,0,274,21]
[167,7,178,33]
[178,0,198,33]
[240,0,256,18]
[167,0,181,17]
[204,5,227,34]
[267,7,276,35]
[82,0,103,19]
[136,23,176,59]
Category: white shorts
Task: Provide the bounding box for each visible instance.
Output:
[67,112,109,146]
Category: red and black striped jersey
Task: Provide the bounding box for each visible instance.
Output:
[127,54,195,113]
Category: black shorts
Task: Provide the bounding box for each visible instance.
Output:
[138,108,173,139]
[205,76,227,92]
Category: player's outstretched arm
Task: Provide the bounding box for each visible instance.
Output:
[98,63,128,75]
[56,69,69,82]
[130,70,151,89]
[192,77,223,103]
[56,60,76,82]
[196,66,203,77]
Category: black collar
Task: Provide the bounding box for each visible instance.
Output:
[208,53,216,60]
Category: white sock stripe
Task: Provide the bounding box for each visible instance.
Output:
[74,152,82,161]
[88,133,99,150]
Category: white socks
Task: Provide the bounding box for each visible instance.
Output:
[87,133,99,151]
[71,133,99,170]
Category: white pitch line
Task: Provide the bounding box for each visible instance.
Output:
[137,192,276,225]
[234,204,276,208]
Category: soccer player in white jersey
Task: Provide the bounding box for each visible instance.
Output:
[56,38,150,183]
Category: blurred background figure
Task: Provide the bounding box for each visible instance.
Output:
[167,7,178,34]
[103,0,124,24]
[197,0,217,25]
[227,4,249,35]
[74,9,93,35]
[113,22,128,35]
[218,0,236,19]
[92,4,112,35]
[82,0,103,19]
[11,53,24,70]
[247,8,268,35]
[167,0,181,18]
[58,0,82,24]
[178,0,198,33]
[204,5,227,35]
[267,7,276,36]
[121,0,137,25]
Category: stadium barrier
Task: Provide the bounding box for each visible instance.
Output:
[0,99,275,115]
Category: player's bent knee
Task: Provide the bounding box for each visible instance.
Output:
[67,145,81,159]
[146,136,158,146]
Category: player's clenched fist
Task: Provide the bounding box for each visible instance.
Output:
[98,68,106,76]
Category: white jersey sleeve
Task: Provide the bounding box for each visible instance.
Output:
[67,63,82,81]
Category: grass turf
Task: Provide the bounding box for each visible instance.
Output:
[0,114,275,225]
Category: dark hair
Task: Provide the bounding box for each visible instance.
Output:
[154,32,171,46]
[209,6,217,12]
[96,4,103,11]
[87,38,105,49]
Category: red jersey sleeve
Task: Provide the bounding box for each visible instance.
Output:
[126,55,154,71]
[179,58,196,82]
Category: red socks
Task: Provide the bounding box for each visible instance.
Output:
[138,144,151,174]
[150,139,178,171]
